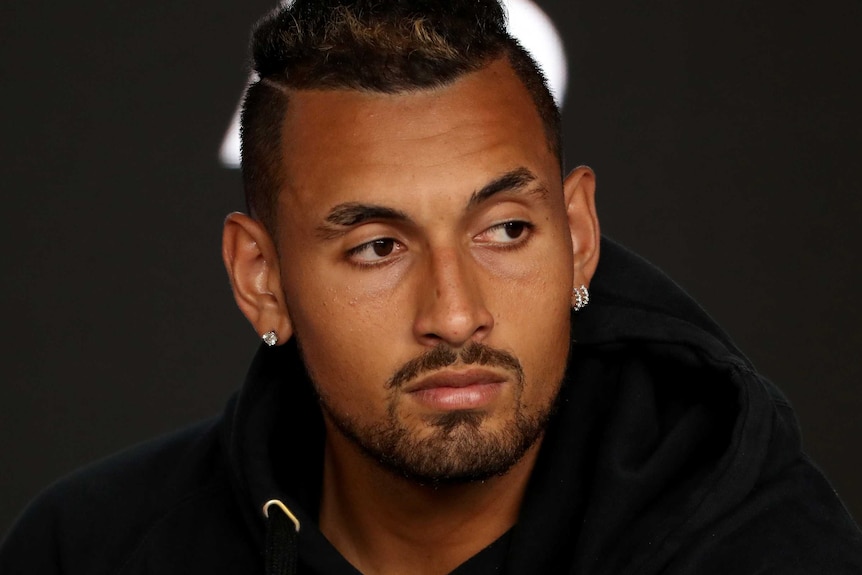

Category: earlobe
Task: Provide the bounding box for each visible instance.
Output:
[222,212,293,344]
[562,166,601,287]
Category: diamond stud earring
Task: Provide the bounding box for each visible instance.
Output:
[572,285,590,311]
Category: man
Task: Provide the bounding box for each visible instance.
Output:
[2,1,861,573]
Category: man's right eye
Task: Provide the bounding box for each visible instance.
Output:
[346,238,404,266]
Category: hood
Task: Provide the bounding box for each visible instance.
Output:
[223,236,802,574]
[504,237,802,574]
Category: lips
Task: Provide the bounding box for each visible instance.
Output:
[404,368,508,410]
[406,368,506,392]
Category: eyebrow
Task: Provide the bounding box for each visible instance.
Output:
[317,203,411,239]
[467,167,546,208]
[316,167,546,239]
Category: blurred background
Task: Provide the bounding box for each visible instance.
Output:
[2,0,860,537]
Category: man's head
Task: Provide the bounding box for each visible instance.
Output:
[223,0,599,485]
[240,0,562,235]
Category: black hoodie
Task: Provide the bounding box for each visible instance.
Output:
[2,238,861,574]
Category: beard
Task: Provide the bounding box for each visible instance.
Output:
[307,342,562,486]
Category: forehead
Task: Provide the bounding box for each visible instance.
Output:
[277,59,558,218]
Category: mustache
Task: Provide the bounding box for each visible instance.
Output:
[386,342,524,391]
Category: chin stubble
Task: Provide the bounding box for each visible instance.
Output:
[309,341,562,486]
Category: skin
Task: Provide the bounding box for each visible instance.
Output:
[222,58,600,574]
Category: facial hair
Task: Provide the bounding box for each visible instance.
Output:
[309,342,561,485]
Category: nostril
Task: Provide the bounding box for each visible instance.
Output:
[415,302,494,348]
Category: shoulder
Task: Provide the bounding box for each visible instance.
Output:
[0,417,252,575]
[687,369,862,573]
[669,452,862,574]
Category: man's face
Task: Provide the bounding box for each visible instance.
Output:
[274,59,580,483]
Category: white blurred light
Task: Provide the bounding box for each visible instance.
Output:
[218,114,242,168]
[220,0,568,168]
[219,73,256,168]
[502,0,568,107]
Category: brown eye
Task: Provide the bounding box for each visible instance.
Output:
[477,220,535,247]
[347,237,404,266]
[372,239,395,257]
[503,221,527,239]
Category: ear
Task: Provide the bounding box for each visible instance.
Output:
[222,212,293,344]
[562,166,600,288]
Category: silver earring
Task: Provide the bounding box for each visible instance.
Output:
[572,285,590,311]
[262,331,278,347]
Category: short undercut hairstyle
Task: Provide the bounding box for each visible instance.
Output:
[241,0,562,235]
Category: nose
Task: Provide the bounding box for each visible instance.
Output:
[413,247,494,347]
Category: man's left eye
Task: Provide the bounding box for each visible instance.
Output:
[346,237,404,266]
[481,221,534,244]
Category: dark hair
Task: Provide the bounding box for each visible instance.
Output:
[240,0,561,234]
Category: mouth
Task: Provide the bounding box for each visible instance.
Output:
[405,368,508,411]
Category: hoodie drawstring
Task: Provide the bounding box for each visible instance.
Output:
[263,500,300,575]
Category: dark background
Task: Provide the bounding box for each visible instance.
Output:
[2,0,860,538]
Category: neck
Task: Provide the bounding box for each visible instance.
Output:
[319,426,541,575]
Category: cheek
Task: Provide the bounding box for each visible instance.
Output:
[284,269,409,415]
[486,231,572,330]
[510,302,571,407]
[296,323,395,421]
[485,245,573,406]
